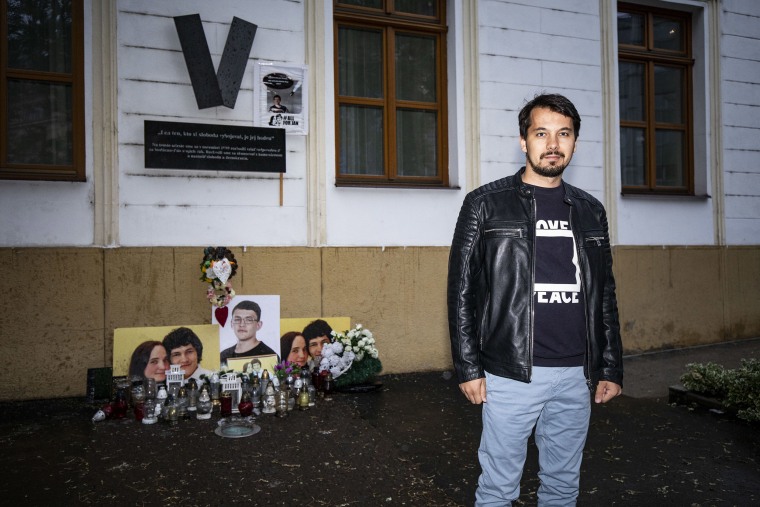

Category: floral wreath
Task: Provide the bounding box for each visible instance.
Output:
[200,246,238,308]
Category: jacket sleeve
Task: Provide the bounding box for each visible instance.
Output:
[600,207,624,387]
[447,193,485,384]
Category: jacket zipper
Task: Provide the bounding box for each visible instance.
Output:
[571,211,593,389]
[529,194,536,382]
[484,228,524,237]
[586,236,604,246]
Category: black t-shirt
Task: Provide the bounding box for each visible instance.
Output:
[531,184,586,367]
[220,341,278,364]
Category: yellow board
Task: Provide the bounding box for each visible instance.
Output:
[279,317,352,336]
[113,324,221,376]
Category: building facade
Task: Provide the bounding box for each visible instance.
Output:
[1,0,758,399]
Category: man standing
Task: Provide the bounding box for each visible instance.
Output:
[448,93,623,505]
[220,300,277,364]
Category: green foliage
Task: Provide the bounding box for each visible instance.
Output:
[335,357,382,388]
[681,359,760,422]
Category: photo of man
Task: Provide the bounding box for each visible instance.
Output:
[268,94,288,113]
[219,299,280,364]
[162,327,213,385]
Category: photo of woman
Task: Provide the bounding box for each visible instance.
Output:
[280,331,308,368]
[128,341,169,382]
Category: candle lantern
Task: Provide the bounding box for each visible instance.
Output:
[210,372,221,406]
[186,378,198,412]
[142,399,157,424]
[298,389,310,410]
[196,385,213,420]
[144,378,157,400]
[323,373,335,400]
[113,388,128,419]
[220,390,233,418]
[238,391,254,417]
[177,387,189,419]
[262,381,276,415]
[275,389,289,417]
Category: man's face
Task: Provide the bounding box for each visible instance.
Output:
[232,309,262,342]
[169,344,199,379]
[308,335,331,358]
[520,107,577,179]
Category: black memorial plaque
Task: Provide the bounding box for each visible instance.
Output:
[144,120,285,173]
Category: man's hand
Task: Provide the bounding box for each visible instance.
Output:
[594,380,622,404]
[459,378,487,404]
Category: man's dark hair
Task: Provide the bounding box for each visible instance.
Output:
[303,319,333,342]
[273,94,281,100]
[518,93,581,139]
[232,300,261,320]
[162,327,203,362]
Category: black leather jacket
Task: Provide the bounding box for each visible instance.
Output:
[447,168,623,388]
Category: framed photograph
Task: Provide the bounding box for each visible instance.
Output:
[213,295,281,364]
[226,354,278,380]
[253,61,308,135]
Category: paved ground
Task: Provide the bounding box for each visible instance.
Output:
[1,337,758,506]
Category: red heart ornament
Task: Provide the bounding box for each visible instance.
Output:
[215,306,229,327]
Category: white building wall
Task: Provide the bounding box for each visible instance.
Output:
[476,0,607,202]
[609,0,716,246]
[0,0,95,247]
[116,0,308,247]
[721,0,760,245]
[2,0,759,249]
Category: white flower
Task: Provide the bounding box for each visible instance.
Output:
[330,366,342,376]
[370,350,378,359]
[322,346,335,359]
[333,342,344,354]
[357,352,365,362]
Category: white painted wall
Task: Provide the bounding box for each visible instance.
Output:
[476,0,606,202]
[721,0,760,245]
[0,0,95,247]
[116,0,308,247]
[2,0,759,249]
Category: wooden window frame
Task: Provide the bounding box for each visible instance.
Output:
[618,2,693,195]
[0,0,85,181]
[334,0,448,188]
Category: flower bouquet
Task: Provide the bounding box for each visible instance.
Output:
[200,246,238,308]
[320,325,382,388]
[274,360,302,381]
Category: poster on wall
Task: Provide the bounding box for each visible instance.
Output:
[212,295,281,367]
[254,62,308,135]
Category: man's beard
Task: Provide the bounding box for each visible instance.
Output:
[527,151,567,178]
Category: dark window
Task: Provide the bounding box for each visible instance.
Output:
[618,3,693,194]
[334,0,448,187]
[1,0,85,181]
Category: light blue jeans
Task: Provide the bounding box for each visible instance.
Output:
[475,367,591,507]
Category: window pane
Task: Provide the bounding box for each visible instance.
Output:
[339,105,384,175]
[338,27,383,98]
[620,127,646,186]
[6,80,72,165]
[654,65,683,124]
[395,34,436,102]
[339,0,382,9]
[617,11,644,46]
[619,61,645,122]
[7,0,72,73]
[395,0,437,17]
[396,109,437,177]
[656,130,685,187]
[653,16,683,51]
